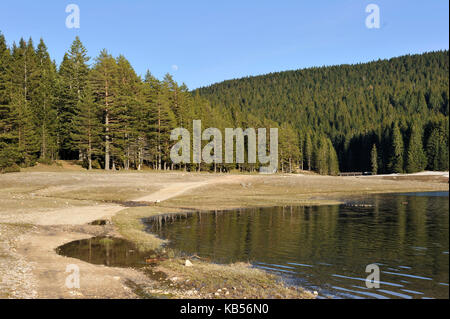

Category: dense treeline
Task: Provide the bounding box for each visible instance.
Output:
[0,31,448,174]
[196,51,449,173]
[0,33,291,173]
[0,33,340,174]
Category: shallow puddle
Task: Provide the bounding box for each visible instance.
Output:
[56,236,156,268]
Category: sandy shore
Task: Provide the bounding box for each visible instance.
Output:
[0,167,447,299]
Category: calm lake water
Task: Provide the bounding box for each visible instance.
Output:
[144,192,449,299]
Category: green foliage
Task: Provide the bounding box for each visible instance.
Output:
[406,123,427,173]
[0,31,448,174]
[388,122,404,173]
[71,86,102,170]
[371,144,378,175]
[425,118,449,171]
[196,51,449,174]
[279,123,300,172]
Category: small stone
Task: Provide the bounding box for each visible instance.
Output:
[113,276,120,280]
[214,292,220,296]
[225,291,230,295]
[185,259,193,267]
[313,291,318,295]
[217,289,222,292]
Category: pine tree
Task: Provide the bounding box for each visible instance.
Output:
[137,71,160,170]
[90,49,118,170]
[9,38,39,164]
[71,86,101,170]
[279,123,300,172]
[406,123,427,173]
[0,33,19,170]
[112,55,141,169]
[32,39,58,160]
[57,37,90,159]
[327,139,339,175]
[154,76,176,170]
[371,144,378,175]
[388,122,404,173]
[314,136,329,175]
[304,131,312,171]
[426,120,449,171]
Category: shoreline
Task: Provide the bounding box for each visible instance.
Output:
[0,169,448,298]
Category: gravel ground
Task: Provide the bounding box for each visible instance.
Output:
[0,224,37,298]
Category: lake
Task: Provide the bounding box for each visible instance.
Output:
[144,192,449,299]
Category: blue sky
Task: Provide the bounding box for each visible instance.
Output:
[0,1,448,89]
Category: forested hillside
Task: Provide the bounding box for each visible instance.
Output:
[196,51,449,173]
[0,33,230,173]
[0,30,448,174]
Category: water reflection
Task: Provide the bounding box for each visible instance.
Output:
[144,192,449,299]
[56,236,154,268]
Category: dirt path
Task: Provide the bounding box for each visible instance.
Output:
[32,205,125,226]
[133,175,248,203]
[2,175,248,227]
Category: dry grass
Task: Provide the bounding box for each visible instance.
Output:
[112,206,175,251]
[151,258,315,299]
[162,174,448,210]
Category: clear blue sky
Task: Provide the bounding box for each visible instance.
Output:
[0,0,448,89]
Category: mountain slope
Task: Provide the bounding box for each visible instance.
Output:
[195,51,449,172]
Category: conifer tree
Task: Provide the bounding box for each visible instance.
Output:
[388,122,404,173]
[371,144,378,175]
[314,136,329,175]
[57,37,90,158]
[426,120,449,171]
[0,33,19,170]
[406,123,427,173]
[327,139,339,175]
[90,49,118,170]
[71,86,101,170]
[113,55,141,169]
[155,77,176,170]
[304,131,313,171]
[279,123,300,172]
[32,39,58,160]
[9,38,39,164]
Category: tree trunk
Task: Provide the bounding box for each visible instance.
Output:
[104,79,110,170]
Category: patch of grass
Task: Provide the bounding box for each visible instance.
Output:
[155,258,315,299]
[0,164,21,174]
[162,181,343,210]
[112,206,180,251]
